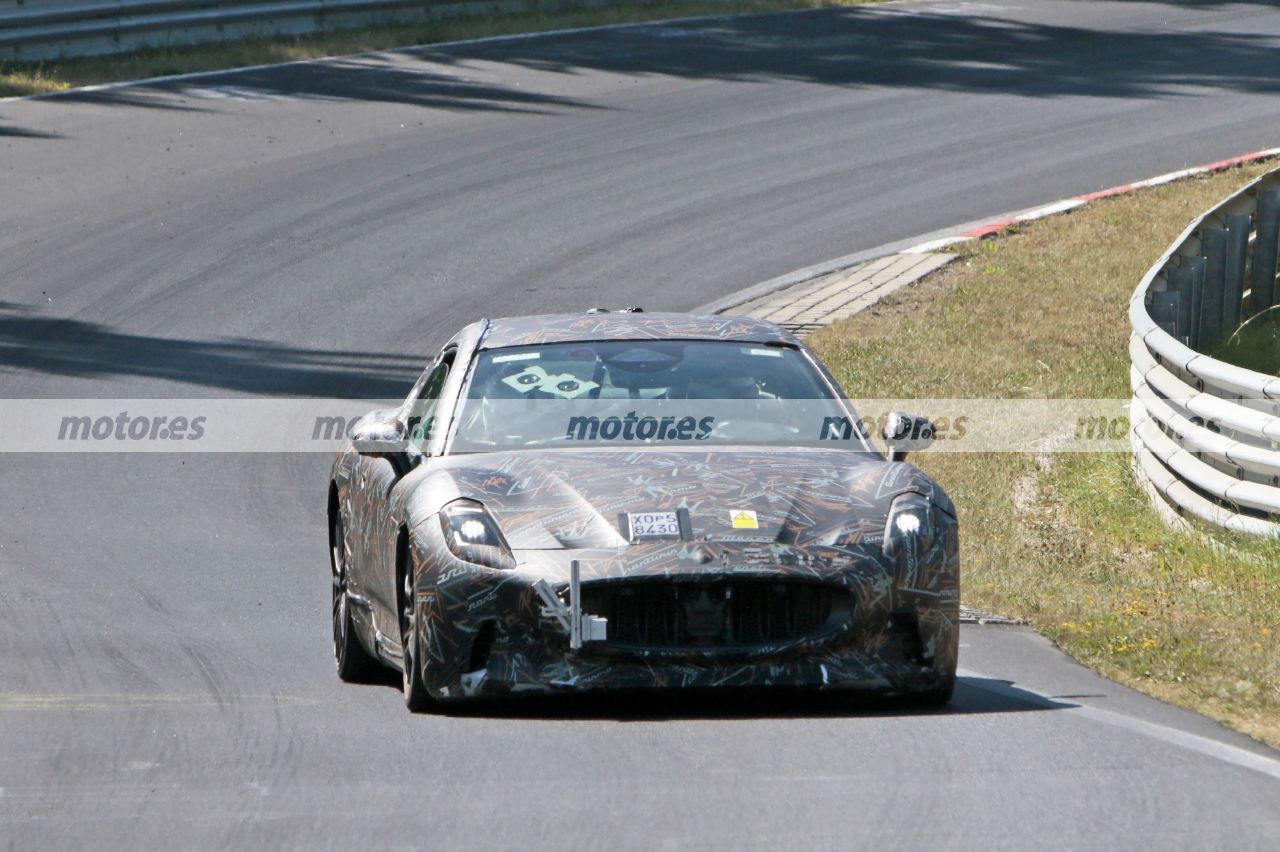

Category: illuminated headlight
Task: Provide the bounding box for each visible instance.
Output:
[440,500,515,570]
[894,512,922,535]
[884,492,935,557]
[458,519,489,542]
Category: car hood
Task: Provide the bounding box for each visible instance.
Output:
[410,447,951,555]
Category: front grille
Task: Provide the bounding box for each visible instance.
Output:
[580,579,851,651]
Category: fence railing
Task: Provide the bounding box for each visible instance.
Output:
[0,0,463,61]
[1129,166,1280,535]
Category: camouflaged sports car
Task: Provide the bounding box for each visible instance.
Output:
[328,311,959,711]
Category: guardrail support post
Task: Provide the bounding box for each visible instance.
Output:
[1251,189,1280,315]
[1168,265,1193,343]
[1223,213,1251,333]
[1186,256,1207,350]
[1201,227,1228,349]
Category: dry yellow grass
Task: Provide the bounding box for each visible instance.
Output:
[0,0,870,97]
[811,163,1280,747]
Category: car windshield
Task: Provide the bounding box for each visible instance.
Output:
[450,340,866,451]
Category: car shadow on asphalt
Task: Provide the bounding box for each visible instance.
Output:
[428,676,1073,721]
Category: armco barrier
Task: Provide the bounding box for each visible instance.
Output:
[1129,166,1280,535]
[0,0,531,61]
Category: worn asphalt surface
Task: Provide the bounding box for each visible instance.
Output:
[2,0,1279,847]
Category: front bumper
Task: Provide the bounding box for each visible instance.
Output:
[415,544,959,701]
[453,640,955,699]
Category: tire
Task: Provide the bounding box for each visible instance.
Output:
[400,562,434,713]
[331,511,379,682]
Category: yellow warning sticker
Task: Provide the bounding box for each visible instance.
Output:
[730,510,759,529]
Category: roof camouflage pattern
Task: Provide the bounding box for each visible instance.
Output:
[476,312,800,350]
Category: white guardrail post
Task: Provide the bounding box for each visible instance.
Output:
[0,1,456,61]
[1129,165,1280,535]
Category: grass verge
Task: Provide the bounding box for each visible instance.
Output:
[0,0,869,98]
[809,162,1280,748]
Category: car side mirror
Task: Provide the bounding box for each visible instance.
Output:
[350,411,408,455]
[883,411,935,462]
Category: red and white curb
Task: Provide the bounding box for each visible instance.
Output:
[902,146,1280,253]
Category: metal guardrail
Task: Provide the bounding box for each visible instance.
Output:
[0,0,458,61]
[1129,166,1280,535]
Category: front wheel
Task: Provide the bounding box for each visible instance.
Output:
[400,566,433,713]
[331,512,378,682]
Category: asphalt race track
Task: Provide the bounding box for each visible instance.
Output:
[3,0,1280,847]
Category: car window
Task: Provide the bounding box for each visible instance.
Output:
[452,340,863,451]
[406,360,450,452]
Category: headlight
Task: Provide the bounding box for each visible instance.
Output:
[884,492,935,558]
[439,500,515,570]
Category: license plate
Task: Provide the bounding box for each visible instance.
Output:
[628,511,681,540]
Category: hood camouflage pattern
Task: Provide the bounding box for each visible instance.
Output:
[402,447,953,565]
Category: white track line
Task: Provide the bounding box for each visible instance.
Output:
[960,667,1280,783]
[0,5,903,104]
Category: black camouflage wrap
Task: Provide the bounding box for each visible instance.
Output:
[330,314,959,703]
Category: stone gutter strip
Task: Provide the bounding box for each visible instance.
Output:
[731,252,955,336]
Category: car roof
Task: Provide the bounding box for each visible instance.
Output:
[475,312,800,350]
